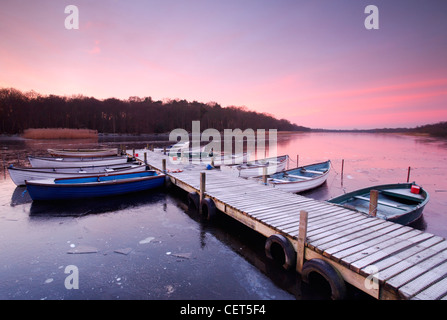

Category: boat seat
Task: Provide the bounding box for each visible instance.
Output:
[381,189,424,202]
[353,195,407,211]
[301,169,325,175]
[285,174,314,180]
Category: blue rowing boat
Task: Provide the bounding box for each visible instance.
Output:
[26,170,165,201]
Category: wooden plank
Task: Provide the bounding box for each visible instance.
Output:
[282,213,365,237]
[368,235,445,276]
[321,222,403,259]
[399,260,447,299]
[214,191,284,203]
[226,196,290,208]
[340,228,420,268]
[250,202,312,219]
[248,199,318,216]
[384,246,447,293]
[282,208,360,234]
[378,240,447,285]
[307,212,367,233]
[324,221,402,259]
[212,189,286,201]
[412,276,447,300]
[306,216,373,247]
[351,232,434,274]
[283,210,360,234]
[330,225,412,265]
[310,218,386,249]
[244,200,313,215]
[260,203,335,224]
[250,205,342,226]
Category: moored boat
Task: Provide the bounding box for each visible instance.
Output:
[220,155,289,178]
[26,170,165,201]
[154,141,190,152]
[168,150,248,166]
[328,182,429,225]
[260,160,331,193]
[8,163,148,186]
[48,148,119,157]
[28,155,129,168]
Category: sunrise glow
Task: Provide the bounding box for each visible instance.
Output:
[1,0,446,130]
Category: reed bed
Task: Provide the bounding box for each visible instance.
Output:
[22,128,98,139]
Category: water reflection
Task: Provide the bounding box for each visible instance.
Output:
[29,190,167,217]
[10,186,32,206]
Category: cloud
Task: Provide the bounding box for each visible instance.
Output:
[87,40,101,55]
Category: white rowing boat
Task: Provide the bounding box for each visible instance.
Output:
[28,155,129,168]
[47,148,118,157]
[220,155,289,178]
[260,160,331,193]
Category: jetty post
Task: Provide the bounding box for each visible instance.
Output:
[369,189,379,217]
[296,210,308,273]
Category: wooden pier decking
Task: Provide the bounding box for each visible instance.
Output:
[130,149,447,300]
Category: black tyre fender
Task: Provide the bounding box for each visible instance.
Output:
[187,192,199,210]
[200,198,217,220]
[264,234,296,270]
[301,258,346,300]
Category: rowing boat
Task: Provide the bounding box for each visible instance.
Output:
[168,150,248,166]
[28,155,129,168]
[260,160,331,193]
[154,141,190,152]
[8,163,147,186]
[47,148,118,157]
[220,155,289,178]
[26,170,165,201]
[328,182,429,225]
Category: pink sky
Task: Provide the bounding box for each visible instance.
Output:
[1,0,446,130]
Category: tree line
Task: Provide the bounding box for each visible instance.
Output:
[0,88,308,134]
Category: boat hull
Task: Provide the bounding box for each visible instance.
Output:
[328,183,429,225]
[26,171,165,201]
[9,163,147,186]
[28,156,129,168]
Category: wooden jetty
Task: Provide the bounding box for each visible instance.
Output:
[130,149,447,300]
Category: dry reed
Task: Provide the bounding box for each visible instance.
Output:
[22,128,98,139]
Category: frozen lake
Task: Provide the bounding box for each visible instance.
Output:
[1,132,446,300]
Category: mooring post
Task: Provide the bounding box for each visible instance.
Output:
[144,152,147,165]
[369,190,379,217]
[163,147,166,155]
[262,166,268,185]
[296,210,308,273]
[200,172,206,214]
[296,154,299,168]
[162,158,166,173]
[341,159,345,185]
[407,166,411,183]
